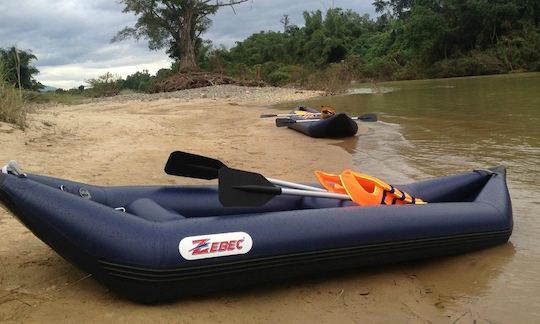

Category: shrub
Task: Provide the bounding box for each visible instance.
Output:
[266,70,290,85]
[86,72,121,97]
[0,60,26,129]
[257,64,302,85]
[155,68,175,81]
[302,63,356,92]
[393,60,424,80]
[430,51,506,78]
[496,29,540,72]
[122,70,153,92]
[224,63,257,81]
[23,91,86,105]
[361,56,401,80]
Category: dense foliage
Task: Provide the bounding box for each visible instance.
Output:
[199,0,540,87]
[86,72,123,97]
[0,46,41,90]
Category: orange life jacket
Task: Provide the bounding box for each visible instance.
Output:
[315,170,426,206]
[319,106,336,119]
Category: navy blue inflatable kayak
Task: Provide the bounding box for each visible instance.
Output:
[0,166,512,303]
[286,106,358,138]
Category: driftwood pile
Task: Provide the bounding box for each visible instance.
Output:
[152,72,265,92]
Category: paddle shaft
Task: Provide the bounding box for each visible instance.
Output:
[234,185,351,200]
[260,112,321,118]
[267,178,326,192]
[288,116,369,123]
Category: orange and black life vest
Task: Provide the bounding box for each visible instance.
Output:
[315,170,426,206]
[294,106,336,120]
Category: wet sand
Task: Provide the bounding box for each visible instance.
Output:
[0,86,518,323]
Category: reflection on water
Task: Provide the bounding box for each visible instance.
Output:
[330,135,359,154]
[276,72,540,319]
[346,86,396,95]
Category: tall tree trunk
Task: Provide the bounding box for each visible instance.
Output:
[179,8,198,72]
[14,49,22,93]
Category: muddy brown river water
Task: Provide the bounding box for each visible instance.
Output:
[278,72,540,322]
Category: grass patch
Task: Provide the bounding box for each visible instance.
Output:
[0,61,27,129]
[23,91,86,105]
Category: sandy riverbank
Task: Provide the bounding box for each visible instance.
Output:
[0,85,487,323]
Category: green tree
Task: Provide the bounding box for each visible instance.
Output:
[113,0,248,72]
[229,31,291,65]
[0,46,40,90]
[399,5,450,61]
[122,70,153,92]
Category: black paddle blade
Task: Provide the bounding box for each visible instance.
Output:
[275,118,294,127]
[357,113,377,122]
[260,113,278,118]
[164,151,226,180]
[218,167,280,207]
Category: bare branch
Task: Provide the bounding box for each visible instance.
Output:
[201,0,248,8]
[215,0,249,8]
[111,27,138,43]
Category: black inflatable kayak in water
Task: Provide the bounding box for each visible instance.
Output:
[285,106,358,138]
[0,165,512,303]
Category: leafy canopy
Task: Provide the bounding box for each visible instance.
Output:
[113,0,248,71]
[0,46,41,90]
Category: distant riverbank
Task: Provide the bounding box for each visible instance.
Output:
[82,84,324,105]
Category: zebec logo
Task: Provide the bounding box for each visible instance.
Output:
[179,232,253,260]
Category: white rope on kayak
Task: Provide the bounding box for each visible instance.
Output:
[1,160,26,177]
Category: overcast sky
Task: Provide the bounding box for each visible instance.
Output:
[0,0,374,89]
